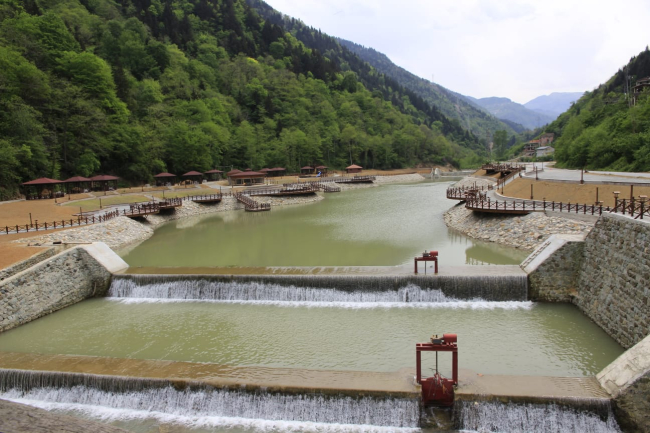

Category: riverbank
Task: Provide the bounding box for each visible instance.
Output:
[444,176,595,251]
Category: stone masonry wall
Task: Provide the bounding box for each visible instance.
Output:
[0,248,56,282]
[0,247,113,333]
[522,234,585,302]
[574,213,650,349]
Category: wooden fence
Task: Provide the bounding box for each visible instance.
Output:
[2,210,120,235]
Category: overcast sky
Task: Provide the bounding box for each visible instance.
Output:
[263,0,650,104]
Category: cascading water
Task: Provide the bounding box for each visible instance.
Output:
[108,274,528,303]
[0,370,419,431]
[454,400,621,433]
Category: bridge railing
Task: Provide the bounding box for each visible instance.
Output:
[464,196,612,216]
[446,185,494,200]
[235,193,271,211]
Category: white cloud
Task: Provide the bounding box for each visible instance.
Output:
[263,0,650,103]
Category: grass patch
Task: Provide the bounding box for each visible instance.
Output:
[64,195,151,211]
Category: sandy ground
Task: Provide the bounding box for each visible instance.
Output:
[502,178,650,207]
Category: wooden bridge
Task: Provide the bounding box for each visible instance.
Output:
[481,163,525,175]
[235,193,270,212]
[334,175,376,184]
[190,193,222,204]
[244,184,318,197]
[447,185,650,219]
[123,198,182,218]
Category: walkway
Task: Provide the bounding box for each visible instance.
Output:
[456,370,610,405]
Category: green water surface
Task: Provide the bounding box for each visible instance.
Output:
[120,182,529,267]
[0,299,623,377]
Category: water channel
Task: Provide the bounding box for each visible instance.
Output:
[119,181,529,268]
[0,299,622,377]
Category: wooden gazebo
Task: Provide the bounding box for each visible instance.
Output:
[21,177,64,199]
[267,167,286,177]
[301,166,314,175]
[153,172,176,186]
[204,169,224,181]
[346,164,363,174]
[181,171,203,185]
[64,176,92,194]
[315,165,328,176]
[90,174,119,192]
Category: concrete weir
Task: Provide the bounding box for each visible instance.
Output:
[110,266,529,302]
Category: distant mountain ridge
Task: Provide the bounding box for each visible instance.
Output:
[335,38,519,139]
[524,92,583,118]
[467,96,555,130]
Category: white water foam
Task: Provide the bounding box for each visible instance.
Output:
[108,281,533,310]
[6,398,417,433]
[1,386,420,431]
[456,400,620,433]
[109,297,533,310]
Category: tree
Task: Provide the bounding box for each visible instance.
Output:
[493,130,508,160]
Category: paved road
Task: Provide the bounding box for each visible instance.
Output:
[522,165,650,184]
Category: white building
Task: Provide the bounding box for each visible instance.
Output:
[536,146,555,157]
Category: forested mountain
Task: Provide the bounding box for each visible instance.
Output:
[545,48,650,171]
[467,96,555,130]
[244,0,485,152]
[524,92,583,118]
[0,0,486,200]
[334,38,518,140]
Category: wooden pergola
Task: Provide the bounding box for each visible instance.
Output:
[267,167,286,177]
[64,176,92,194]
[153,172,177,186]
[204,169,224,181]
[21,177,64,199]
[90,174,119,192]
[181,171,203,185]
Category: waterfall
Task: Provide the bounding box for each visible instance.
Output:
[109,274,528,303]
[454,400,620,433]
[0,370,419,430]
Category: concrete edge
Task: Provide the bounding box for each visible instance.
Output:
[520,233,586,274]
[81,242,128,274]
[597,333,650,398]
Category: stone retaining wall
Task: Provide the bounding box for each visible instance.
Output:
[0,248,56,281]
[521,234,585,302]
[574,213,650,349]
[0,244,127,333]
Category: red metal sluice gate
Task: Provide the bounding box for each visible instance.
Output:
[416,333,458,406]
[414,250,438,274]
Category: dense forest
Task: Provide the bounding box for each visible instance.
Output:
[0,0,487,200]
[545,48,650,171]
[335,38,520,140]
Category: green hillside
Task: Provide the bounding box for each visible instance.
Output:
[0,0,486,200]
[545,48,650,171]
[335,38,519,139]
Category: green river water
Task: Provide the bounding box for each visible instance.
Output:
[119,181,529,268]
[0,299,623,377]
